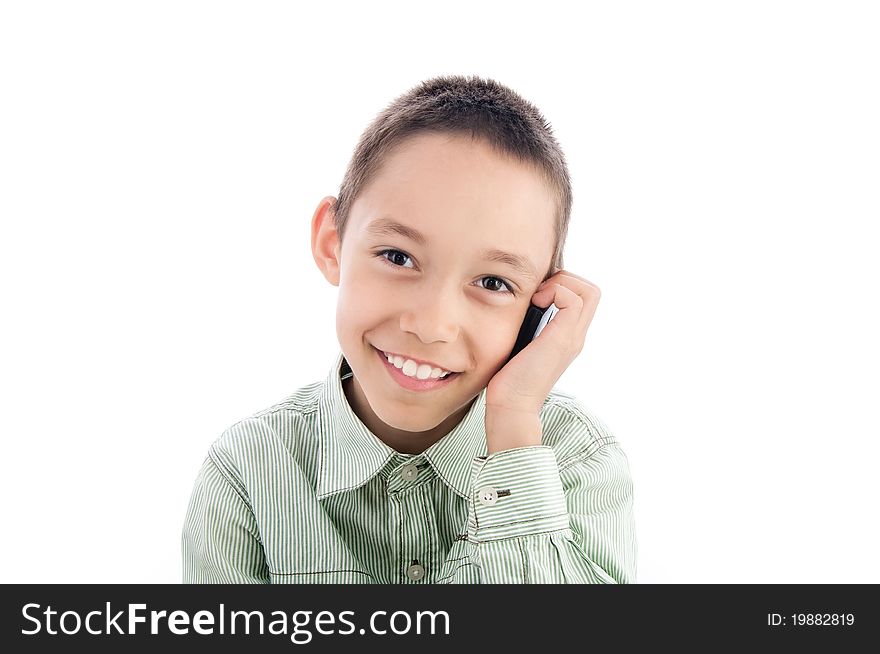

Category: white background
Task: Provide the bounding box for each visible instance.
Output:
[1,1,877,584]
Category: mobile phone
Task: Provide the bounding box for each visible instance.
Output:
[506,303,558,363]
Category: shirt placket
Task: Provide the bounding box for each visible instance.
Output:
[385,455,433,583]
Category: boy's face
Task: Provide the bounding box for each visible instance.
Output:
[313,131,555,450]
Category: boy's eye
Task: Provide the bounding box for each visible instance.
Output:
[479,277,509,293]
[380,249,413,268]
[375,249,515,295]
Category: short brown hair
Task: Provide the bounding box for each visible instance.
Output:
[330,74,572,278]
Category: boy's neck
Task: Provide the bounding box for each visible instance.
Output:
[342,376,473,455]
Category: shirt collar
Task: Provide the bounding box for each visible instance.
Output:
[316,350,488,501]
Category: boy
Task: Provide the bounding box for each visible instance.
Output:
[182,75,637,583]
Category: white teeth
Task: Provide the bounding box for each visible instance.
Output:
[383,352,453,379]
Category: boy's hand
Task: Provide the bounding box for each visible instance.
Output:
[484,270,601,454]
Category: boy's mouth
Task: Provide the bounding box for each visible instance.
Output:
[373,346,460,392]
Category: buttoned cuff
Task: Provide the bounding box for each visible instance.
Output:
[466,445,569,542]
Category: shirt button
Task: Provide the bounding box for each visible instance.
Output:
[401,463,419,481]
[479,487,498,506]
[406,562,425,581]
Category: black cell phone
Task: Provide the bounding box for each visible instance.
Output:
[506,303,558,363]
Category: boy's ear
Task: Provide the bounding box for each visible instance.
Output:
[311,196,342,286]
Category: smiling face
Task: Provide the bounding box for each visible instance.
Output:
[312,131,556,453]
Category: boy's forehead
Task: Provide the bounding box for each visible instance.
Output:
[382,131,527,175]
[359,134,555,229]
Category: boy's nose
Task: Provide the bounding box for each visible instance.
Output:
[398,290,462,344]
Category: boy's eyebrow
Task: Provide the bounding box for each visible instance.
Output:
[366,217,539,282]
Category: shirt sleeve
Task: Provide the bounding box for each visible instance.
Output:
[181,452,270,584]
[455,443,637,584]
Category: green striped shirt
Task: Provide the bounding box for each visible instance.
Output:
[181,351,637,583]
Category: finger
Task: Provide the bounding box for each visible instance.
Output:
[539,271,600,297]
[534,277,599,343]
[532,282,584,318]
[561,278,600,336]
[558,273,601,299]
[549,269,589,284]
[530,284,586,358]
[536,275,600,308]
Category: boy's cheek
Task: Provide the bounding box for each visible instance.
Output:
[339,266,385,299]
[337,281,384,320]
